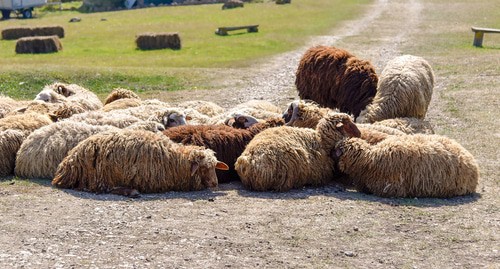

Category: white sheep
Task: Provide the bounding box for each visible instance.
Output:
[357,55,435,123]
[15,122,120,179]
[333,135,479,198]
[372,117,435,134]
[35,82,103,111]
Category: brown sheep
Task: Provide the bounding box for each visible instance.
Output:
[163,116,285,183]
[295,46,378,118]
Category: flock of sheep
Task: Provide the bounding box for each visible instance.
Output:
[0,45,479,199]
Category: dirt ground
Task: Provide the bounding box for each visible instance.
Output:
[1,0,499,268]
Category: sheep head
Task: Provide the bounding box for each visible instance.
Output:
[35,89,67,103]
[188,147,229,189]
[316,112,361,150]
[225,114,260,129]
[149,110,187,128]
[284,99,330,128]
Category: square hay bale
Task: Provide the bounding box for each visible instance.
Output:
[15,36,63,54]
[222,0,244,9]
[31,26,65,38]
[2,26,65,40]
[136,32,181,50]
[1,27,33,40]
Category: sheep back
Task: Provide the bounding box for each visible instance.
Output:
[0,130,26,177]
[295,46,378,118]
[0,113,54,133]
[357,55,434,123]
[104,88,140,105]
[52,130,220,193]
[373,117,435,134]
[15,122,118,179]
[335,135,479,198]
[236,126,335,192]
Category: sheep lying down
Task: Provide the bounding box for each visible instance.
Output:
[334,135,479,198]
[52,130,229,197]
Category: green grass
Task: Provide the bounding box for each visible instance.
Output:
[0,0,371,98]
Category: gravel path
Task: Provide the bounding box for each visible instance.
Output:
[162,0,422,109]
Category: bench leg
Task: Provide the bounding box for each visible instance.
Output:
[247,27,258,33]
[473,31,484,47]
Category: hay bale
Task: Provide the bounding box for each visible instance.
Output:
[136,32,181,50]
[2,27,33,40]
[2,26,65,40]
[31,26,65,38]
[222,0,244,9]
[15,36,63,54]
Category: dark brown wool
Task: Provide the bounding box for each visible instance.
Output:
[163,118,284,183]
[295,46,378,118]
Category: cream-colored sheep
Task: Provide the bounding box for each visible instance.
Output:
[357,55,434,123]
[52,130,229,195]
[334,135,479,198]
[235,112,361,191]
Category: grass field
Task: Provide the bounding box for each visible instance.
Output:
[0,0,369,98]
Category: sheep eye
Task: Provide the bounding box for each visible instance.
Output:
[168,118,176,123]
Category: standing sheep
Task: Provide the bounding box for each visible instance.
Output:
[357,55,435,123]
[333,135,479,198]
[52,130,229,195]
[163,116,285,183]
[295,46,378,118]
[235,112,361,191]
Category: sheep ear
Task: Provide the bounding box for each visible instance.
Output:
[57,85,70,96]
[342,121,361,138]
[15,107,28,113]
[190,162,199,176]
[49,113,59,122]
[215,161,229,171]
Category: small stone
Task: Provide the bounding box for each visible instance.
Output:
[344,251,356,257]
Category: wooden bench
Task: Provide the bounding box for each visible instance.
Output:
[215,25,259,36]
[471,27,500,47]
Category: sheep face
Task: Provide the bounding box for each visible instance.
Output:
[316,112,361,149]
[190,159,229,188]
[188,148,229,189]
[35,89,67,103]
[163,112,187,128]
[282,102,295,123]
[225,114,260,129]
